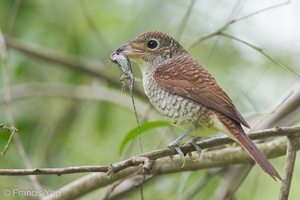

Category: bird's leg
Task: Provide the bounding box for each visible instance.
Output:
[168,127,196,157]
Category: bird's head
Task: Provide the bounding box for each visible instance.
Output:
[116,31,186,72]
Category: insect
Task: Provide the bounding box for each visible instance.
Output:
[110,52,134,91]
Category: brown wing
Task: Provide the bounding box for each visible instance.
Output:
[154,53,250,128]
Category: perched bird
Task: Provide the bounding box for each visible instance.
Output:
[115,31,281,180]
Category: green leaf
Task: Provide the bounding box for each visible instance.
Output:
[119,121,171,154]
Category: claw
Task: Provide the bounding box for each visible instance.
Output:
[187,152,199,161]
[167,143,185,157]
[186,137,201,153]
[173,146,186,168]
[167,127,197,157]
[186,137,202,160]
[174,146,185,158]
[187,152,193,159]
[181,156,186,168]
[167,145,186,167]
[168,155,174,162]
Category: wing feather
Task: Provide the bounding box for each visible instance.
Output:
[154,53,250,128]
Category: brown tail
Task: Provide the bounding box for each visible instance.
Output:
[218,114,282,181]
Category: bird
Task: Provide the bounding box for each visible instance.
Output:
[114,30,281,181]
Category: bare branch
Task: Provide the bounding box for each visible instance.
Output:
[41,134,300,200]
[79,0,112,53]
[1,27,44,191]
[279,135,299,200]
[6,0,22,36]
[4,37,147,100]
[254,83,300,130]
[186,0,291,49]
[0,83,152,119]
[0,125,299,177]
[175,0,196,41]
[183,168,224,200]
[5,37,104,77]
[231,0,290,24]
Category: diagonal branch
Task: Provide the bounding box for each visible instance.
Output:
[219,32,300,79]
[175,0,196,41]
[186,0,291,49]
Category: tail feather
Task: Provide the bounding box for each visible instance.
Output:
[218,113,282,181]
[232,125,282,181]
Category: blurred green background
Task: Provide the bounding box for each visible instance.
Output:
[0,0,299,199]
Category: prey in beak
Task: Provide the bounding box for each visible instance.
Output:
[116,43,144,58]
[109,45,135,91]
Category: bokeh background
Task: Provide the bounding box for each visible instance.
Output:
[0,0,299,199]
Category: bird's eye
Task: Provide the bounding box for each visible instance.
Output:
[147,40,158,49]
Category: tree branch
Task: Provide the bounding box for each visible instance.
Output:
[186,0,291,50]
[0,125,299,177]
[219,32,300,79]
[4,37,147,100]
[44,133,300,200]
[0,83,151,117]
[279,135,299,200]
[1,27,44,191]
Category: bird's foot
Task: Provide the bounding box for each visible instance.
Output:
[167,136,201,158]
[168,136,202,159]
[167,127,197,157]
[167,141,185,158]
[167,142,188,167]
[185,137,201,160]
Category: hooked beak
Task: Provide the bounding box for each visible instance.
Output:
[116,43,144,58]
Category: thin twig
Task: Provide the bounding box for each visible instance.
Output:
[232,0,290,24]
[225,166,253,200]
[175,0,196,41]
[7,0,23,36]
[255,83,300,130]
[0,124,18,156]
[79,0,112,53]
[219,32,300,79]
[251,91,294,131]
[0,28,43,191]
[279,135,299,200]
[184,168,223,200]
[187,0,291,49]
[129,71,143,154]
[186,31,221,49]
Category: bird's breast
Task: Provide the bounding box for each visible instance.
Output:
[143,70,216,135]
